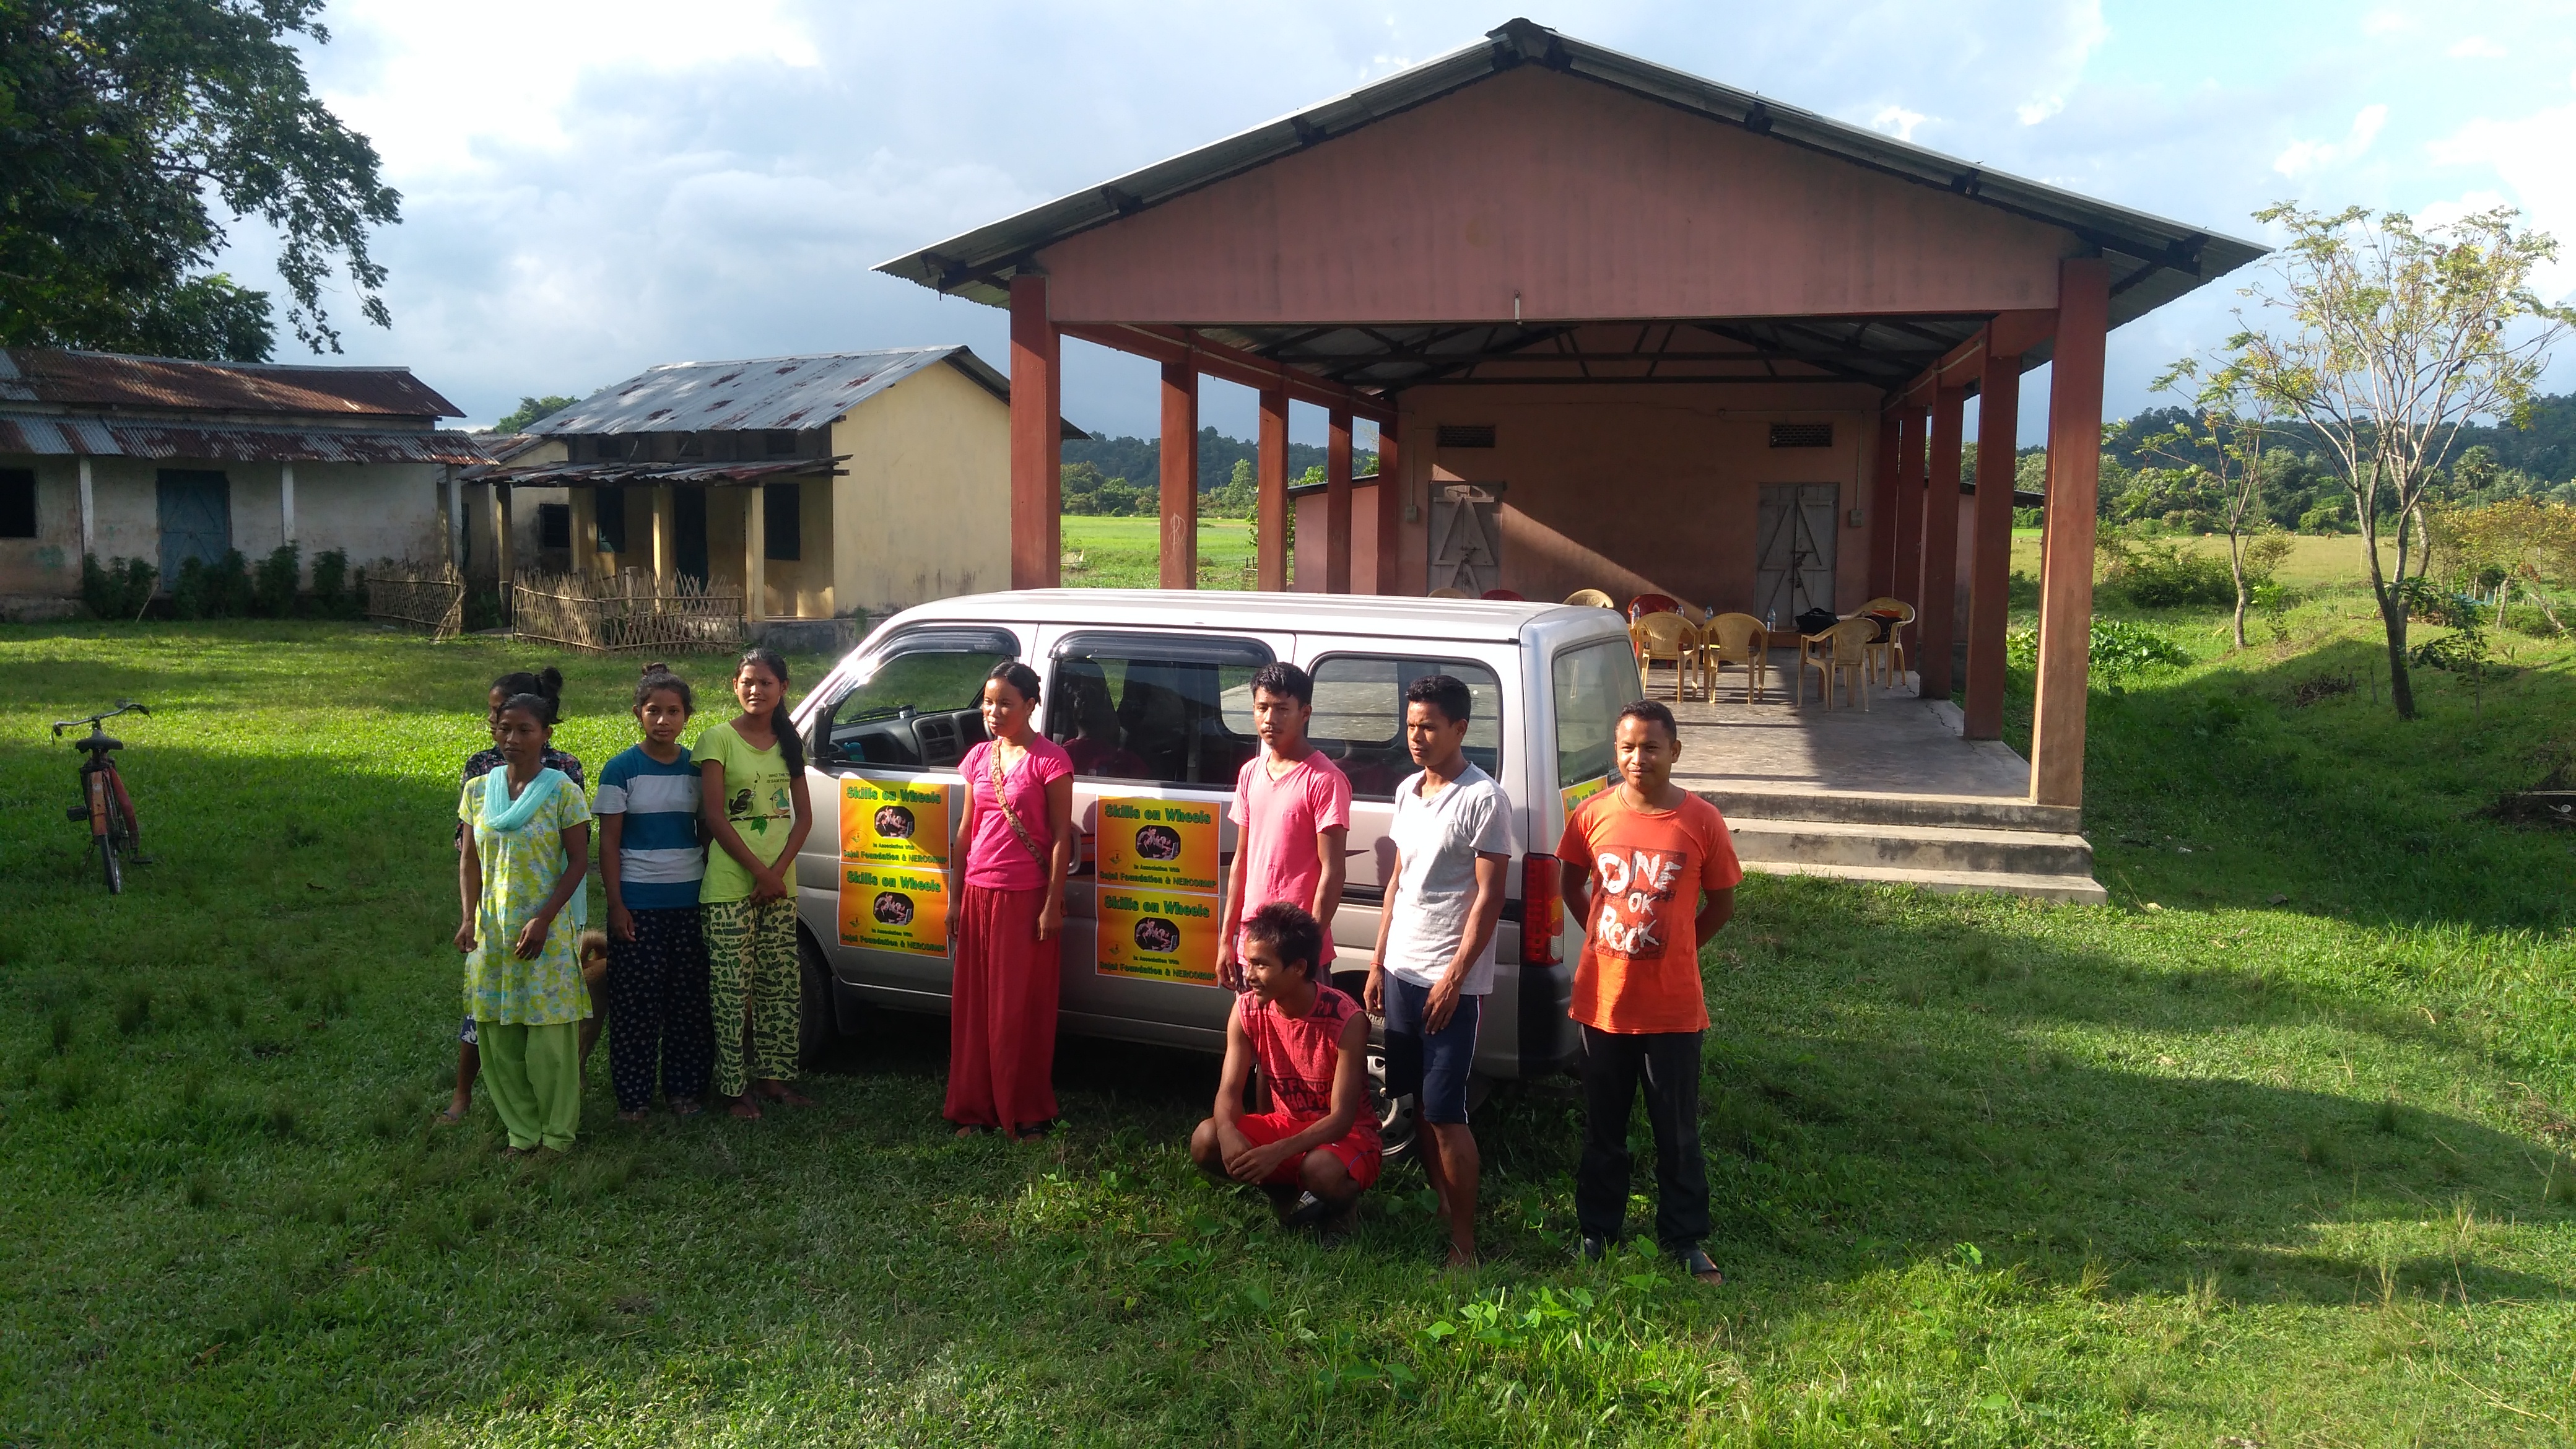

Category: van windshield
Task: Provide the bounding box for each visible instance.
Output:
[1552,639,1637,796]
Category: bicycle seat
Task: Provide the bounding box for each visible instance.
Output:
[74,733,121,752]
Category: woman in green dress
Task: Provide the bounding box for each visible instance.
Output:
[455,691,594,1152]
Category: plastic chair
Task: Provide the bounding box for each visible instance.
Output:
[1564,588,1616,609]
[1701,612,1770,704]
[1427,586,1472,599]
[1796,617,1878,711]
[1627,591,1682,622]
[1847,596,1916,689]
[1630,612,1701,702]
[1481,589,1525,602]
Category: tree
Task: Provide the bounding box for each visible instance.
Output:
[2232,202,2575,718]
[2138,354,2281,646]
[2426,498,2576,633]
[493,395,580,434]
[0,0,399,360]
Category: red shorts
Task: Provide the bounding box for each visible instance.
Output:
[1236,1110,1383,1189]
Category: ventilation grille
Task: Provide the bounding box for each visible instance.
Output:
[1435,424,1497,449]
[1769,422,1834,449]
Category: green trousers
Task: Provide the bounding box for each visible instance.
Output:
[703,895,800,1098]
[481,1020,582,1150]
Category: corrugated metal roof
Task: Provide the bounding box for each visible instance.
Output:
[877,17,2265,337]
[528,346,1084,438]
[0,414,489,464]
[0,347,461,418]
[461,458,838,487]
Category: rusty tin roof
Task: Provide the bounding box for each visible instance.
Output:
[0,347,462,418]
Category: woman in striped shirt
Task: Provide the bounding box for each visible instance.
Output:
[596,665,716,1120]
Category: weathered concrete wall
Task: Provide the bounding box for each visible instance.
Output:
[829,359,1010,618]
[1377,381,1882,613]
[1,453,443,601]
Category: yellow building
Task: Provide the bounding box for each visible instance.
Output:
[463,347,1077,640]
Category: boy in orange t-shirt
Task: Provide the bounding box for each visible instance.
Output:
[1555,698,1741,1284]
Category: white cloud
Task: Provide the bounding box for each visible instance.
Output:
[2447,36,2508,59]
[2273,102,2390,175]
[2017,95,2066,125]
[1871,105,1927,141]
[2429,103,2576,298]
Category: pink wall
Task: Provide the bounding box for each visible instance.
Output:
[1373,381,1881,611]
[1039,66,2080,326]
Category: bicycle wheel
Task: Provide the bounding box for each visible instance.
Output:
[107,764,141,861]
[98,824,123,895]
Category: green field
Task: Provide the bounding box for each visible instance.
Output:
[1061,514,1264,590]
[2,591,2574,1443]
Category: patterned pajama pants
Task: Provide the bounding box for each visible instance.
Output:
[607,906,715,1112]
[702,895,801,1098]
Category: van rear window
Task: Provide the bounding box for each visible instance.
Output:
[1306,656,1502,801]
[1552,640,1638,797]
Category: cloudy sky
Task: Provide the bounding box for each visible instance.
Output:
[248,0,2576,443]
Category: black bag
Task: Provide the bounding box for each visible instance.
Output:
[1794,607,1838,637]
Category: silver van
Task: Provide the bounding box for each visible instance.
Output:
[787,590,1642,1119]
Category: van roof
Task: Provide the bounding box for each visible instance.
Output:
[877,589,1624,645]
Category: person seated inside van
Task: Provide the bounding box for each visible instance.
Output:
[1058,669,1148,780]
[1189,902,1380,1235]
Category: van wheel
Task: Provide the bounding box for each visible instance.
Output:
[1365,1042,1417,1166]
[796,931,842,1069]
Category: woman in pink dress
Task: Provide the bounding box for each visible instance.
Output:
[944,661,1077,1139]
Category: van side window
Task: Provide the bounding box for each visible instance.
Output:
[816,629,1016,770]
[1306,655,1503,801]
[1048,632,1270,788]
[1552,639,1638,794]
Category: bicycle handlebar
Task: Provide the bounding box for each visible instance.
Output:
[51,701,148,736]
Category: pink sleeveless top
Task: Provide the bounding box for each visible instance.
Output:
[1238,984,1378,1143]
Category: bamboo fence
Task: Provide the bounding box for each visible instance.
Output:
[364,560,467,640]
[510,569,745,654]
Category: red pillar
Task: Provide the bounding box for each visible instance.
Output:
[1867,409,1900,598]
[1918,385,1967,698]
[2030,258,2109,808]
[1373,419,1403,594]
[1891,404,1927,635]
[1963,344,2022,739]
[1256,385,1288,591]
[1159,360,1198,590]
[1007,274,1061,590]
[1325,406,1354,594]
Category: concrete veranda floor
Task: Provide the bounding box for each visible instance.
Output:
[1647,653,2034,802]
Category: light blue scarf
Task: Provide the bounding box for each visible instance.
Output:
[479,767,586,928]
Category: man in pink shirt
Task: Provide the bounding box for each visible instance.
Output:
[1214,663,1352,991]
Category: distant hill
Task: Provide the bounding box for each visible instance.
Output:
[2106,393,2576,482]
[1063,427,1370,490]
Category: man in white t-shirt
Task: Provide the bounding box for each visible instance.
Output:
[1365,673,1514,1269]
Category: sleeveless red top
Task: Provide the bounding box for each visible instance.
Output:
[1238,984,1378,1144]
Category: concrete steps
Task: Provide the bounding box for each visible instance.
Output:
[1705,791,2106,905]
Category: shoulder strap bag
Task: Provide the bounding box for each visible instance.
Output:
[986,745,1050,871]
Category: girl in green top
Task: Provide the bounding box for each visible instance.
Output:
[696,647,816,1119]
[455,692,593,1152]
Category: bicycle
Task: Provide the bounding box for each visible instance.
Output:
[54,701,149,894]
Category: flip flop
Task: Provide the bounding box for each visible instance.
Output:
[1679,1246,1725,1285]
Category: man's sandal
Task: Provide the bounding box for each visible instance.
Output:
[1679,1247,1725,1285]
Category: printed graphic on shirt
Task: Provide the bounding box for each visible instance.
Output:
[1588,845,1690,959]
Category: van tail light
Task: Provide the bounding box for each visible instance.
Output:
[1521,853,1564,967]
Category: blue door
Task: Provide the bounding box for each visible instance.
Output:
[157,470,232,583]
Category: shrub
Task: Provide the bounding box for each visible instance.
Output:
[309,549,355,618]
[2004,617,2190,682]
[173,550,255,619]
[252,545,301,617]
[2099,534,2235,607]
[79,554,157,619]
[171,557,209,619]
[2011,506,2043,529]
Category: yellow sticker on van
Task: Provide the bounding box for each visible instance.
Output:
[1094,796,1222,894]
[1095,886,1220,985]
[838,863,947,956]
[1559,772,1612,814]
[840,775,950,866]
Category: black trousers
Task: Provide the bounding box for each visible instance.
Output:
[1575,1024,1711,1253]
[607,906,715,1112]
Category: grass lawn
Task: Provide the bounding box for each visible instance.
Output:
[1061,515,1263,590]
[3,604,2574,1445]
[2009,531,2401,591]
